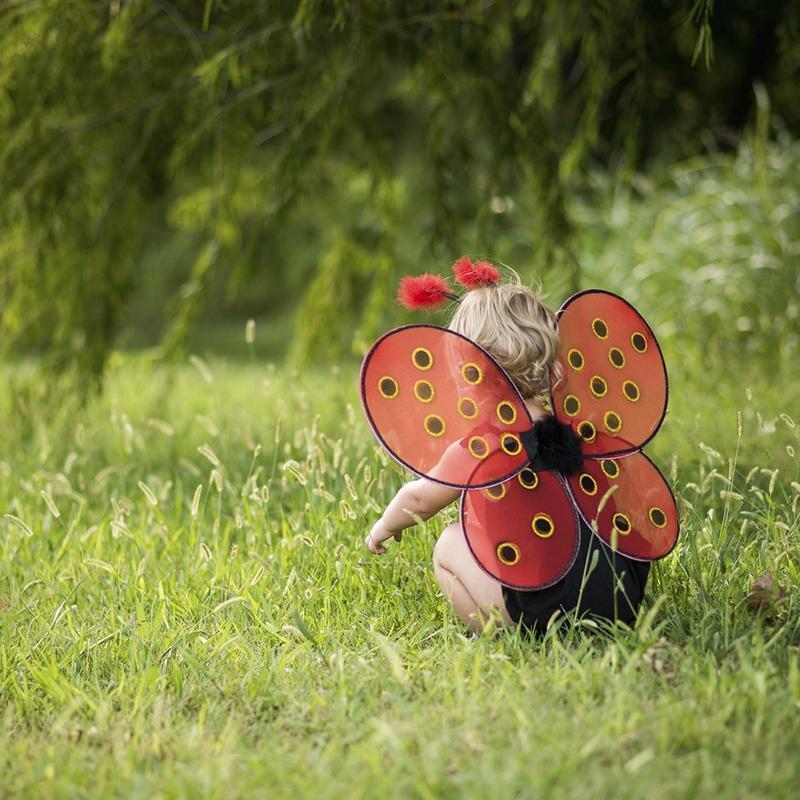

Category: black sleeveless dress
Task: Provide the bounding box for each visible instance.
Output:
[502,516,650,635]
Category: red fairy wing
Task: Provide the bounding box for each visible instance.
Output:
[552,290,668,457]
[566,451,679,561]
[360,325,531,488]
[461,468,579,590]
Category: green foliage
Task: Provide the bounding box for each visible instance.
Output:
[573,133,800,373]
[2,1,800,382]
[0,358,798,797]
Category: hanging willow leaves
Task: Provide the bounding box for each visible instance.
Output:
[1,1,798,385]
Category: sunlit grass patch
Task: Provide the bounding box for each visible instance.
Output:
[0,359,798,798]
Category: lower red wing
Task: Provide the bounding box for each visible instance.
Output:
[360,325,531,488]
[461,469,579,590]
[566,451,679,561]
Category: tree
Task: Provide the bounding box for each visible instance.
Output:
[1,0,797,383]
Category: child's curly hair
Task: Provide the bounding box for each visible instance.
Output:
[448,275,560,406]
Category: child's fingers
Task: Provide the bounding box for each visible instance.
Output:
[365,532,386,555]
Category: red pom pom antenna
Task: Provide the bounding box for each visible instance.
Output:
[397,274,456,310]
[452,257,501,288]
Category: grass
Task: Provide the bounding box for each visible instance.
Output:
[0,350,799,799]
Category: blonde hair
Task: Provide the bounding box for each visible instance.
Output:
[449,276,560,405]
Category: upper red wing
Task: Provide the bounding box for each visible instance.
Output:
[566,451,679,561]
[360,325,532,488]
[551,291,668,457]
[461,468,579,590]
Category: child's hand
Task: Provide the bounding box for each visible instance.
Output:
[365,520,403,555]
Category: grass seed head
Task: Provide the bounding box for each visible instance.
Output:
[250,565,265,585]
[195,416,220,437]
[40,490,60,518]
[138,481,158,506]
[189,355,214,384]
[146,418,175,437]
[282,460,307,486]
[197,444,220,467]
[596,484,619,515]
[5,514,34,537]
[191,484,203,516]
[699,442,722,462]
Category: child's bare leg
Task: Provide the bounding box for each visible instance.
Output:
[432,523,515,633]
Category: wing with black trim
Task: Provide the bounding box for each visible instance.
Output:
[566,451,679,561]
[461,468,580,589]
[360,325,532,488]
[551,291,668,458]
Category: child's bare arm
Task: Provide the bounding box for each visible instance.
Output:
[365,479,460,554]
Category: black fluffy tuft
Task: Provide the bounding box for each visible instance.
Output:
[521,416,584,475]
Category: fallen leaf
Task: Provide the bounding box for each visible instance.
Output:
[0,597,7,611]
[641,636,677,683]
[747,572,787,613]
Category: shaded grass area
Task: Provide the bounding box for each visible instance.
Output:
[0,357,799,798]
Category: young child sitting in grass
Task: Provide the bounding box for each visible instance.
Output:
[364,276,650,634]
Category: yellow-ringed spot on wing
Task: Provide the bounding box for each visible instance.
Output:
[531,513,555,539]
[567,348,585,371]
[622,380,640,402]
[612,512,632,535]
[563,394,581,417]
[608,347,626,369]
[484,484,507,502]
[649,507,668,528]
[603,410,622,434]
[496,400,517,425]
[577,420,597,443]
[457,397,478,419]
[592,318,609,339]
[461,362,483,385]
[413,379,435,404]
[631,331,648,353]
[578,473,598,496]
[589,375,608,398]
[601,459,620,479]
[497,542,520,566]
[467,435,489,460]
[412,347,433,370]
[500,433,522,456]
[518,468,539,490]
[423,414,446,438]
[378,376,399,399]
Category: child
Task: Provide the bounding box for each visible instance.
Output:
[364,276,650,634]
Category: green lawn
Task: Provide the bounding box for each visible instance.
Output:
[1,355,799,799]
